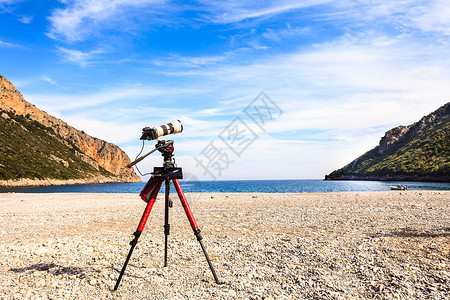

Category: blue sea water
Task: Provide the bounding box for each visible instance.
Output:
[1,179,449,194]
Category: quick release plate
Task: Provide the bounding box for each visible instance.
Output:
[152,167,183,179]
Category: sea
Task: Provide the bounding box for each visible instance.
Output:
[1,179,449,194]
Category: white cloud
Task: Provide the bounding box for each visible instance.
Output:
[328,0,450,36]
[0,0,22,6]
[40,76,57,85]
[197,0,450,37]
[148,31,450,157]
[0,40,22,48]
[25,84,171,111]
[173,130,383,180]
[47,0,166,42]
[19,15,32,24]
[152,54,229,69]
[197,0,335,24]
[61,116,139,144]
[407,0,450,35]
[56,47,105,67]
[262,24,311,42]
[0,0,28,15]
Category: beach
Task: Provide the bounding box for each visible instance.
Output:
[0,191,448,299]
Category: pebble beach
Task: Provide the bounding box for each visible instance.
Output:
[0,191,449,299]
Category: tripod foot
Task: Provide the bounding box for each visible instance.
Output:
[113,230,142,291]
[194,229,221,284]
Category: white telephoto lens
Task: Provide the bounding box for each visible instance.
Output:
[154,120,183,139]
[170,120,183,134]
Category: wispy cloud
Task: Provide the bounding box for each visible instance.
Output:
[406,0,450,35]
[25,85,167,111]
[155,31,450,131]
[47,0,166,42]
[262,24,311,42]
[18,15,32,24]
[0,0,26,13]
[56,47,105,67]
[197,0,450,38]
[0,40,22,48]
[61,116,140,144]
[0,0,22,6]
[152,54,228,69]
[40,76,57,85]
[0,1,34,24]
[197,0,334,24]
[325,0,450,36]
[0,0,23,3]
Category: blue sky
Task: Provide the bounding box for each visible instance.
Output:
[1,0,449,180]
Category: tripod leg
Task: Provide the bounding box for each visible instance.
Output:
[172,179,221,284]
[164,179,171,267]
[113,180,163,291]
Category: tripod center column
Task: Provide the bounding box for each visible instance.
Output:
[164,178,171,267]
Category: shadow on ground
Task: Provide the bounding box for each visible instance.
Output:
[372,227,450,238]
[10,263,85,276]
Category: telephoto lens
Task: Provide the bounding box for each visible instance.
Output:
[141,120,183,140]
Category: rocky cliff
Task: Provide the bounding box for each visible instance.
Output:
[378,103,450,154]
[0,75,141,186]
[326,102,450,182]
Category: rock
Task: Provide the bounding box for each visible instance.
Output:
[0,75,141,185]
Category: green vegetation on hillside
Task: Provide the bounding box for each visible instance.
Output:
[0,109,113,181]
[327,107,450,182]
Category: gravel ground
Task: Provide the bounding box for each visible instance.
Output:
[0,191,449,299]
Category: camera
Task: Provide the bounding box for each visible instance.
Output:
[141,120,183,140]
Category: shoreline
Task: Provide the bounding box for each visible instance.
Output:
[2,176,450,189]
[0,176,142,188]
[1,191,449,299]
[325,176,450,183]
[1,178,449,194]
[0,190,448,195]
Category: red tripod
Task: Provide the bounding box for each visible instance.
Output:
[113,140,220,291]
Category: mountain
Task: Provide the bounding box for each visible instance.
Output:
[325,102,450,182]
[0,75,141,187]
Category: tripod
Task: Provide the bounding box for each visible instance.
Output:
[113,140,220,291]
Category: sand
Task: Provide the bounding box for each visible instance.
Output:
[0,191,449,299]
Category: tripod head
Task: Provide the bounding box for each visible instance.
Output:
[155,139,174,161]
[128,139,182,180]
[154,140,183,179]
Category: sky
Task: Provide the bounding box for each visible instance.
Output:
[1,0,449,181]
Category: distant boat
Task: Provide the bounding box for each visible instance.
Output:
[390,185,407,190]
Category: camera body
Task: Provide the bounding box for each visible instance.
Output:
[141,120,183,140]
